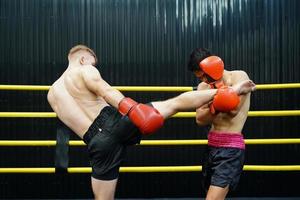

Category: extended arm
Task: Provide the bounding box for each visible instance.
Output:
[81,66,124,108]
[82,66,164,135]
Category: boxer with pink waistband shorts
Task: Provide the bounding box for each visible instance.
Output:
[187,48,255,200]
[48,45,255,200]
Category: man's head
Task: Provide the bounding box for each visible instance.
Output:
[68,45,98,66]
[187,48,224,83]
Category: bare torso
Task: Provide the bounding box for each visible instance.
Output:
[47,67,109,138]
[211,71,250,133]
[197,70,251,134]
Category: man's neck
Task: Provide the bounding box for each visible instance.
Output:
[67,62,81,69]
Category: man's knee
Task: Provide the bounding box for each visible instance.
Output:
[206,185,229,200]
[91,177,117,200]
[206,193,226,200]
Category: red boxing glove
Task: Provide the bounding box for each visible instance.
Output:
[210,86,240,113]
[118,97,164,135]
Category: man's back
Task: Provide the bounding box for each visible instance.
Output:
[48,66,108,138]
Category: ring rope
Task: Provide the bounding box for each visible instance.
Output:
[1,110,300,118]
[0,112,56,118]
[1,85,299,173]
[0,165,300,173]
[0,83,300,91]
[172,110,300,117]
[0,138,300,146]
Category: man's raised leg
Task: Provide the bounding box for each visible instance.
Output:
[152,80,255,119]
[152,89,218,119]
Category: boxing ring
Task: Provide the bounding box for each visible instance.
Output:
[0,83,300,176]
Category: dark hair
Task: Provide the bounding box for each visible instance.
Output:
[187,48,212,71]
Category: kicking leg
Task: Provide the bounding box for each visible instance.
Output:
[151,89,217,119]
[152,79,255,119]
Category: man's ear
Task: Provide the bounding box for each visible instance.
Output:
[79,56,85,65]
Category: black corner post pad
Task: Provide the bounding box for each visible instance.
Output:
[55,119,71,174]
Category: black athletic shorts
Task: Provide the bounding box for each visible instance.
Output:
[202,146,245,191]
[83,106,142,180]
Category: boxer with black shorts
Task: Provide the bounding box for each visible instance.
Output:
[47,44,255,200]
[188,48,255,200]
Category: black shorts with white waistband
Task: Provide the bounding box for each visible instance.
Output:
[83,106,142,180]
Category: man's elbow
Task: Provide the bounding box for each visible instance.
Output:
[228,107,241,117]
[196,118,208,126]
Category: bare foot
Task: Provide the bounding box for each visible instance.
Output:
[232,80,256,95]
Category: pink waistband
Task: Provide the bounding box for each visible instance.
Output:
[208,131,245,149]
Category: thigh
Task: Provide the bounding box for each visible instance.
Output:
[202,147,216,192]
[211,148,245,190]
[91,177,118,200]
[88,130,125,180]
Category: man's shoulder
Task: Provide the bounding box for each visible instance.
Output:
[231,70,249,80]
[80,65,102,82]
[50,77,62,88]
[80,65,100,76]
[231,69,248,75]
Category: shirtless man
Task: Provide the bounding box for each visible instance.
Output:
[187,48,255,200]
[47,45,255,200]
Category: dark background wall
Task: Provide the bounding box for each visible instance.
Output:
[0,0,300,198]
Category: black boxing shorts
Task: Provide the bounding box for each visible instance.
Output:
[202,132,245,191]
[83,106,141,180]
